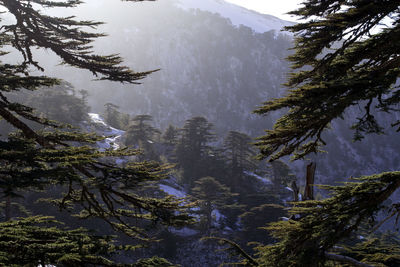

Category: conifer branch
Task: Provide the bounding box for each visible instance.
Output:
[325,252,374,267]
[0,101,50,147]
[202,236,259,266]
[1,0,158,83]
[255,0,400,161]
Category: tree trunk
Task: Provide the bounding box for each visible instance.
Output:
[5,195,11,221]
[304,162,316,200]
[206,202,212,234]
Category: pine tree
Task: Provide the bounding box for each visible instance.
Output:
[0,0,191,264]
[251,0,400,266]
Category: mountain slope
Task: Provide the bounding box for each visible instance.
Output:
[176,0,293,33]
[35,0,400,185]
[83,0,293,134]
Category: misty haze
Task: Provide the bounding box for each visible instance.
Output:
[0,0,399,266]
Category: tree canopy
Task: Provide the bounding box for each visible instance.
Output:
[255,0,400,161]
[0,0,191,265]
[251,0,400,266]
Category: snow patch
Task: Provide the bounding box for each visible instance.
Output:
[212,209,224,221]
[88,113,125,151]
[170,227,198,236]
[159,184,187,198]
[88,113,107,127]
[212,209,226,227]
[244,171,273,185]
[115,158,126,165]
[285,186,294,192]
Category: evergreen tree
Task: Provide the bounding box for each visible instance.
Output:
[192,176,236,234]
[0,216,176,266]
[162,124,179,158]
[5,82,90,127]
[269,160,296,192]
[163,124,179,146]
[175,116,216,187]
[0,0,190,264]
[223,131,256,192]
[251,1,400,266]
[104,102,130,130]
[239,204,284,245]
[125,114,161,160]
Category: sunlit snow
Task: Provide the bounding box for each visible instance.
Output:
[88,113,125,151]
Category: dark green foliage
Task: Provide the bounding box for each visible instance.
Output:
[0,0,192,264]
[175,117,216,186]
[224,131,255,170]
[255,172,400,266]
[0,216,177,266]
[192,176,237,234]
[132,256,176,267]
[21,82,90,125]
[125,115,160,146]
[239,203,285,245]
[340,232,400,267]
[125,114,161,160]
[162,124,179,146]
[269,160,296,189]
[1,0,156,83]
[161,124,179,158]
[223,131,256,192]
[255,0,400,161]
[252,0,400,266]
[0,82,89,137]
[0,216,117,266]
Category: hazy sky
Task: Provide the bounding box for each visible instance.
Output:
[225,0,303,21]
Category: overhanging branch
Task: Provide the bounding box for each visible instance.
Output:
[325,252,374,267]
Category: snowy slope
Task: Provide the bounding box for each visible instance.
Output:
[87,113,125,151]
[176,0,293,33]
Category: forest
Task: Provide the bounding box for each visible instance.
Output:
[0,0,400,266]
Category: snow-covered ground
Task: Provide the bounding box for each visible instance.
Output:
[176,0,293,34]
[159,184,187,198]
[88,113,125,151]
